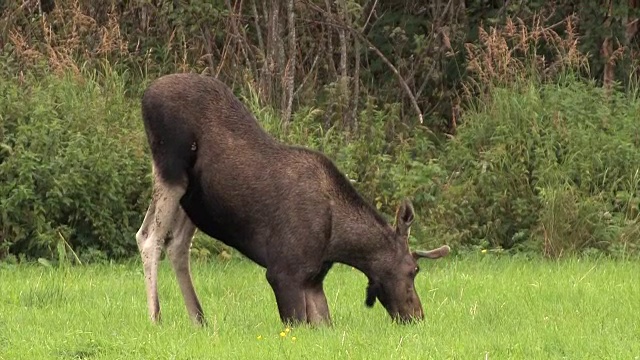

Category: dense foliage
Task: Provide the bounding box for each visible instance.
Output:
[0,71,150,261]
[0,1,638,262]
[429,80,640,257]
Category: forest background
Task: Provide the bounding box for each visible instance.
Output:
[0,0,639,263]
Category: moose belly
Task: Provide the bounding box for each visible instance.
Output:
[179,179,268,267]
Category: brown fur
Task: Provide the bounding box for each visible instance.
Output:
[135,73,450,326]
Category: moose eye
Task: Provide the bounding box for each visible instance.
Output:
[411,266,420,277]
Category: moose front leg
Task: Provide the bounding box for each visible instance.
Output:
[304,284,331,326]
[266,271,332,325]
[266,270,308,324]
[304,263,332,325]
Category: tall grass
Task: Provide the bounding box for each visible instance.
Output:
[426,16,640,257]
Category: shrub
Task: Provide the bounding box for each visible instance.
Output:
[430,78,640,256]
[0,70,150,261]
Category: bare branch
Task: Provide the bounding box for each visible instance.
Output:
[294,54,319,97]
[303,0,426,126]
[361,36,424,124]
[363,0,378,31]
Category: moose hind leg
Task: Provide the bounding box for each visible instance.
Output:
[136,201,156,251]
[137,169,186,323]
[166,207,205,325]
[135,201,157,321]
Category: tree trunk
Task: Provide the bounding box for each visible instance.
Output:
[323,0,337,78]
[251,0,264,53]
[626,0,639,44]
[352,37,360,131]
[265,0,283,104]
[337,0,350,128]
[601,0,614,92]
[282,0,296,125]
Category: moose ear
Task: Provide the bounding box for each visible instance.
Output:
[395,199,415,237]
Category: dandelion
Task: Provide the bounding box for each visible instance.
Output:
[257,335,263,340]
[291,336,297,341]
[279,331,286,337]
[285,327,291,333]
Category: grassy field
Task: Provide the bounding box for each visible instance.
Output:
[0,255,639,359]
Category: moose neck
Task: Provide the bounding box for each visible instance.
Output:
[327,201,398,275]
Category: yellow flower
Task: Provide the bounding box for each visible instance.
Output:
[285,327,291,333]
[481,249,487,254]
[291,336,297,341]
[279,331,286,337]
[257,335,263,340]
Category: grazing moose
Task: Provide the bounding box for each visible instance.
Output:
[135,73,450,326]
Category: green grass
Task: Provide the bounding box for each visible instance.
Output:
[1,256,639,359]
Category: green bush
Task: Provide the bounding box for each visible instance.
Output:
[431,78,640,256]
[3,66,637,262]
[0,70,150,261]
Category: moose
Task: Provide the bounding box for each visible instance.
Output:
[135,73,451,326]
